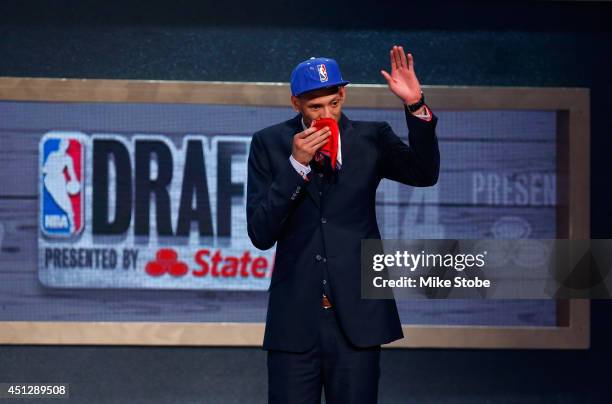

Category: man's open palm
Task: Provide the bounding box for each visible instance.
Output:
[381,45,422,105]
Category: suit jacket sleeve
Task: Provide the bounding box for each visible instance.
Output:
[378,105,440,186]
[246,132,308,250]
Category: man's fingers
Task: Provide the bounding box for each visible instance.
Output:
[311,127,331,138]
[381,70,393,84]
[308,137,330,152]
[296,126,317,139]
[389,49,397,72]
[304,129,331,146]
[392,45,402,70]
[399,46,408,69]
[407,53,414,70]
[304,126,329,140]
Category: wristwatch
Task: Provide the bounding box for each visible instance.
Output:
[405,92,425,113]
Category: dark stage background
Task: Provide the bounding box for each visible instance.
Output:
[0,1,611,403]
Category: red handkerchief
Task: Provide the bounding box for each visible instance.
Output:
[311,117,339,170]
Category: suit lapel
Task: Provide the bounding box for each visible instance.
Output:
[337,113,354,174]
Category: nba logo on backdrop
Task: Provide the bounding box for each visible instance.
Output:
[317,64,328,82]
[40,132,85,237]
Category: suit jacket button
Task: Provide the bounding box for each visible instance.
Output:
[315,254,322,261]
[321,217,327,224]
[318,173,324,178]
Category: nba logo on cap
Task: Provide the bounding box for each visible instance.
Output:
[40,132,85,237]
[317,64,328,83]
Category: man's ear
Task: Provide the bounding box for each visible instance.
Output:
[290,95,300,112]
[338,86,346,104]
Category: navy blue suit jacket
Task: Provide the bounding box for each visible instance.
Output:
[246,107,440,352]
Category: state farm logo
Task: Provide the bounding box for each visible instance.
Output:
[146,249,188,277]
[145,248,275,279]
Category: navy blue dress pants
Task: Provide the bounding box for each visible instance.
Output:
[267,306,381,404]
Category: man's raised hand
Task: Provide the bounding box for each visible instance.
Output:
[380,45,422,105]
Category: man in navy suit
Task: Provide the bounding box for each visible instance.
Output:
[246,45,440,403]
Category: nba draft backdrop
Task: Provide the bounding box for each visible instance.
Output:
[0,79,588,348]
[39,131,267,290]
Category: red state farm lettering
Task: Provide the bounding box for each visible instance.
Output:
[194,250,273,278]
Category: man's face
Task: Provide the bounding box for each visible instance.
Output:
[291,86,346,127]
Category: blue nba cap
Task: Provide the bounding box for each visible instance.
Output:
[290,57,350,97]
